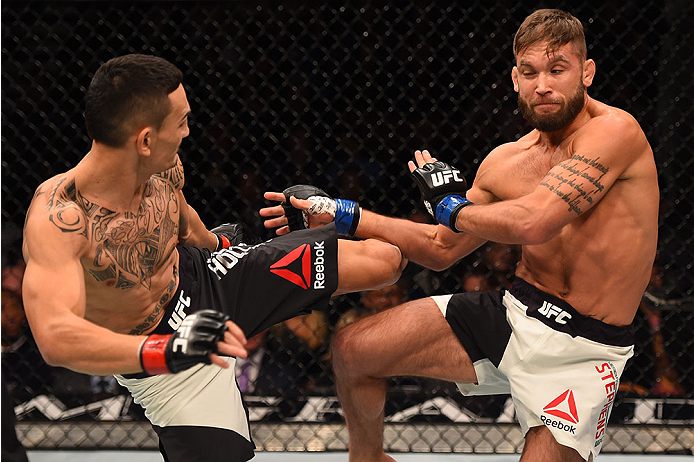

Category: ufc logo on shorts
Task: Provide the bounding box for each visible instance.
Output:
[430,169,464,187]
[167,290,191,330]
[538,301,572,324]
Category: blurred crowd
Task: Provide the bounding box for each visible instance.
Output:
[1,212,690,423]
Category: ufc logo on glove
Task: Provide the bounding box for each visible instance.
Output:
[430,169,465,186]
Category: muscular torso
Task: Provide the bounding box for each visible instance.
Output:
[33,162,185,335]
[477,102,658,325]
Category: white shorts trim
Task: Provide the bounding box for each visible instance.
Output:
[115,357,250,441]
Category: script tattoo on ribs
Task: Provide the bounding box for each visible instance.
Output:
[46,177,180,290]
[539,154,609,215]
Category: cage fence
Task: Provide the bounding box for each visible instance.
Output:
[1,0,693,455]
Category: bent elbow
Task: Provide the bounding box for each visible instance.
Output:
[37,344,63,367]
[518,220,557,245]
[427,257,456,272]
[33,332,70,368]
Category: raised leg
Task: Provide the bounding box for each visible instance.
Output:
[334,239,406,295]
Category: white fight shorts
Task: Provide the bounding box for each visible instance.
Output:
[433,278,634,461]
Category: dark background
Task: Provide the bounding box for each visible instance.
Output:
[2,0,692,452]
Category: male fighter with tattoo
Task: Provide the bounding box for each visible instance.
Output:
[262,9,659,461]
[21,54,404,462]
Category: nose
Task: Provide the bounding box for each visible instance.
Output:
[536,72,551,95]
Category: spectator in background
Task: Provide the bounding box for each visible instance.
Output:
[461,268,495,293]
[620,263,687,397]
[1,289,54,402]
[1,374,28,462]
[1,261,25,297]
[256,311,330,396]
[480,242,519,289]
[335,281,407,333]
[234,330,268,394]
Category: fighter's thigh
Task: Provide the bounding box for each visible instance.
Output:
[334,238,404,295]
[331,296,477,383]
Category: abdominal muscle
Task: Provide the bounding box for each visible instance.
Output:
[515,232,651,326]
[83,248,180,335]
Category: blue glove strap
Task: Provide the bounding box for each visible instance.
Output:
[334,198,357,236]
[435,195,472,231]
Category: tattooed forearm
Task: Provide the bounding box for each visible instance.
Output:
[539,154,610,216]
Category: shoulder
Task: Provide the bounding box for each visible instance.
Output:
[24,176,89,263]
[152,155,185,191]
[575,102,649,156]
[28,174,85,220]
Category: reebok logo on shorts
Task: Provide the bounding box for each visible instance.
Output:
[543,389,579,423]
[270,244,312,289]
[269,241,327,290]
[541,389,579,434]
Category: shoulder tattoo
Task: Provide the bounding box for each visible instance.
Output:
[43,177,180,291]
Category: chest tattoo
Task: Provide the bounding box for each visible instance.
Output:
[46,178,180,290]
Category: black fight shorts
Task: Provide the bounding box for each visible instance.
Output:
[115,224,339,462]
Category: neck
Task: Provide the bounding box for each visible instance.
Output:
[74,143,150,211]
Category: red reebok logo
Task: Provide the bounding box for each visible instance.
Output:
[543,389,579,424]
[270,244,311,289]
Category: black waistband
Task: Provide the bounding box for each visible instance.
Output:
[509,277,634,347]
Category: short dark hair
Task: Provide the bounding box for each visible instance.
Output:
[84,54,183,147]
[513,9,587,62]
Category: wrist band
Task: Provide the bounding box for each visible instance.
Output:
[215,233,232,251]
[140,334,170,375]
[334,199,360,236]
[435,195,472,232]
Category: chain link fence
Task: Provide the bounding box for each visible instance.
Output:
[2,0,692,455]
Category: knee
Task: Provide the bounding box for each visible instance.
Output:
[363,240,406,286]
[331,323,365,380]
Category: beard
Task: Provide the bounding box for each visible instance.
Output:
[518,82,585,132]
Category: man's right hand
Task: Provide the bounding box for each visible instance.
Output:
[211,222,254,250]
[260,185,361,237]
[139,310,247,375]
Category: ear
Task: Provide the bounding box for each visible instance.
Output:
[511,66,519,92]
[135,127,154,157]
[583,59,596,88]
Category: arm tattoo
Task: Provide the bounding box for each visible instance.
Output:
[539,154,609,216]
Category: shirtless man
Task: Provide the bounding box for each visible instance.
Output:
[21,54,404,462]
[262,9,658,461]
